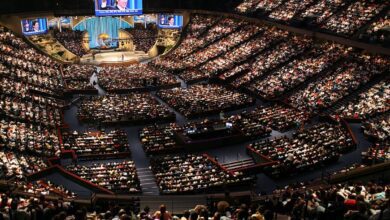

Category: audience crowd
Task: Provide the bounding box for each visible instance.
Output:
[140,116,272,155]
[0,151,48,179]
[362,11,390,45]
[98,64,179,91]
[236,0,285,14]
[178,21,258,70]
[0,180,388,220]
[78,94,174,124]
[333,79,389,120]
[362,141,389,165]
[267,181,389,220]
[140,123,179,154]
[140,104,308,154]
[21,180,76,199]
[127,25,157,52]
[0,95,62,127]
[323,0,388,36]
[168,15,220,60]
[288,55,390,112]
[249,43,347,99]
[269,0,315,22]
[362,113,390,141]
[157,84,254,117]
[62,129,130,156]
[236,0,389,40]
[67,161,141,193]
[53,29,87,57]
[62,64,96,91]
[0,119,61,157]
[154,18,247,71]
[199,28,289,78]
[150,154,251,194]
[230,36,312,87]
[297,0,347,25]
[240,104,309,132]
[250,123,355,176]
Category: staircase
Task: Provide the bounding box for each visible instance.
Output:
[137,167,160,196]
[222,159,256,171]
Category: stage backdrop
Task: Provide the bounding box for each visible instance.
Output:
[73,16,131,49]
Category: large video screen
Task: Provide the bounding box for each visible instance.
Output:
[95,0,143,16]
[21,18,48,35]
[158,14,183,29]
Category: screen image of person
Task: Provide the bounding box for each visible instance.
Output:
[115,0,129,10]
[168,16,174,26]
[160,16,166,25]
[32,20,40,32]
[101,0,129,10]
[23,21,31,32]
[100,0,108,9]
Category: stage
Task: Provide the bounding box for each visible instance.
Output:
[80,50,151,65]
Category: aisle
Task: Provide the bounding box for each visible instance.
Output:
[123,126,160,195]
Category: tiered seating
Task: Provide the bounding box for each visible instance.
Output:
[362,11,390,45]
[140,116,272,154]
[240,104,309,131]
[362,113,390,141]
[22,180,76,198]
[154,18,247,71]
[268,0,315,22]
[250,123,355,176]
[230,36,312,87]
[0,151,48,179]
[127,25,157,52]
[0,61,63,95]
[0,27,63,159]
[150,154,251,194]
[246,0,285,14]
[297,0,348,25]
[157,15,220,67]
[98,64,179,91]
[199,28,289,78]
[53,29,87,57]
[62,129,130,156]
[361,141,389,164]
[323,0,388,36]
[0,119,60,157]
[248,43,348,99]
[333,79,389,120]
[62,64,95,91]
[77,94,174,124]
[0,29,59,68]
[156,84,254,117]
[0,95,62,127]
[288,55,389,112]
[66,161,141,193]
[178,21,257,69]
[140,124,179,154]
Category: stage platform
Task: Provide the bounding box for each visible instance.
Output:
[80,50,150,65]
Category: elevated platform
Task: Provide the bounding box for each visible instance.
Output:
[80,50,150,65]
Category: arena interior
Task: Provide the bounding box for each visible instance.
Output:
[0,0,389,219]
